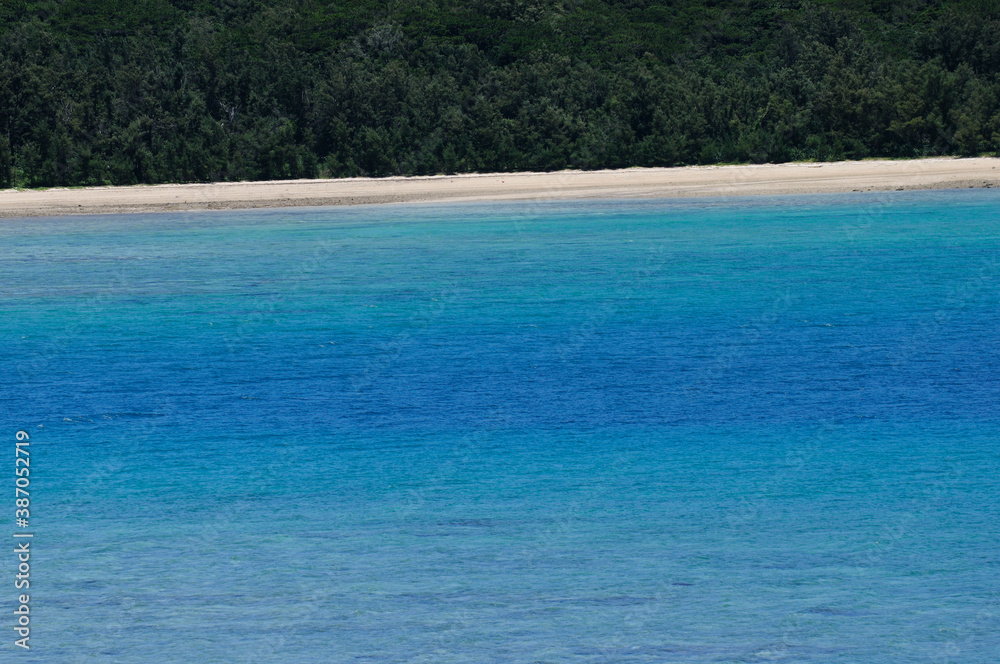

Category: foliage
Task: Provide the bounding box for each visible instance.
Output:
[1,0,999,187]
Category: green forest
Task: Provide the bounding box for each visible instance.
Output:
[1,0,999,187]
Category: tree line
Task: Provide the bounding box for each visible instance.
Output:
[1,0,998,188]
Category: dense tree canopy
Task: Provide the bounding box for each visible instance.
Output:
[1,0,998,187]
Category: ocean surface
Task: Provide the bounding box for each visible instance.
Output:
[2,191,999,662]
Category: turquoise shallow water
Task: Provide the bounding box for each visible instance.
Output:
[2,191,999,662]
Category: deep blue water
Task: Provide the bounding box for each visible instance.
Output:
[2,191,999,662]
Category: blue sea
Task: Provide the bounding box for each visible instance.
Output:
[2,191,999,662]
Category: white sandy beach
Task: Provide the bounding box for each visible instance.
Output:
[1,157,998,217]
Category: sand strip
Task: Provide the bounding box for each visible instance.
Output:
[1,157,998,217]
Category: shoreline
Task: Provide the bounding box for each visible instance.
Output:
[1,157,998,218]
